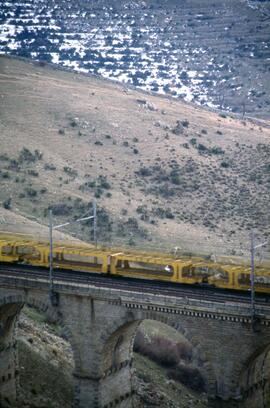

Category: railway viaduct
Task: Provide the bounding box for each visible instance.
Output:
[0,274,270,408]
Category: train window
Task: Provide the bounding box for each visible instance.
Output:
[182,266,193,277]
[254,275,270,287]
[1,246,13,255]
[16,246,41,260]
[238,274,250,285]
[61,253,102,265]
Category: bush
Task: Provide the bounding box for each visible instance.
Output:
[28,169,39,177]
[157,183,175,198]
[98,175,111,190]
[19,148,42,163]
[134,331,193,367]
[63,166,78,177]
[137,167,152,177]
[219,112,227,118]
[3,198,12,210]
[197,143,208,152]
[181,119,189,128]
[0,153,9,161]
[8,159,20,171]
[0,171,10,179]
[49,203,72,216]
[25,187,38,197]
[221,161,230,168]
[44,163,56,171]
[167,364,205,392]
[170,170,181,185]
[210,146,224,155]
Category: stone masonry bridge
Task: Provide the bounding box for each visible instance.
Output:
[0,273,270,408]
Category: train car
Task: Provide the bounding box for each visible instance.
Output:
[45,245,110,274]
[110,252,192,282]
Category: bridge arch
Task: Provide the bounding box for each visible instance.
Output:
[0,293,79,408]
[238,339,270,407]
[99,310,215,408]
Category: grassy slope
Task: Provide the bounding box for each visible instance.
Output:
[0,55,269,256]
[17,307,74,408]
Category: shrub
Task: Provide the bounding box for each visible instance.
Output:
[136,205,148,215]
[137,167,152,177]
[219,112,227,118]
[189,138,197,146]
[70,119,78,127]
[181,119,189,128]
[63,166,78,177]
[44,163,56,171]
[94,140,103,146]
[157,183,175,198]
[58,129,65,135]
[221,161,230,168]
[49,203,72,216]
[28,170,39,177]
[98,175,111,189]
[201,129,207,134]
[3,198,12,210]
[19,148,42,163]
[167,364,205,392]
[210,146,224,155]
[197,143,208,152]
[25,187,38,197]
[8,159,20,171]
[0,153,9,161]
[170,170,181,185]
[1,171,10,179]
[134,332,192,367]
[133,148,139,154]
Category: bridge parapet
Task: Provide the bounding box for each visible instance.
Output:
[0,274,269,324]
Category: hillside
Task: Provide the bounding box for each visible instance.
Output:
[1,0,270,118]
[0,55,269,256]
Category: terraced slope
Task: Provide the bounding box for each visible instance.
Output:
[0,0,270,117]
[0,56,269,256]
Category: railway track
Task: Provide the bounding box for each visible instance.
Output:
[0,263,269,307]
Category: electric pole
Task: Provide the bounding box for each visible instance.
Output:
[250,231,255,329]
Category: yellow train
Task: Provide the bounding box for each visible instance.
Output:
[0,233,269,293]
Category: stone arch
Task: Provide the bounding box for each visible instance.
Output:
[0,293,80,408]
[99,309,216,407]
[238,339,270,407]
